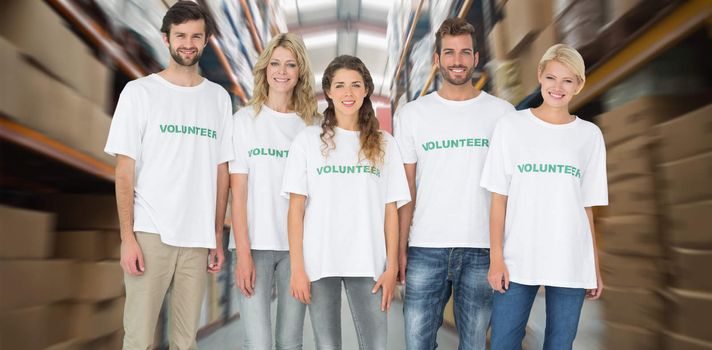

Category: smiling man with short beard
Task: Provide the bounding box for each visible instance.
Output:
[394,17,516,350]
[104,2,234,349]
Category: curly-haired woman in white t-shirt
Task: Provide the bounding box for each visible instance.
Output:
[282,55,411,349]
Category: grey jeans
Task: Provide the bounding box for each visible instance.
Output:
[308,277,387,350]
[237,250,306,349]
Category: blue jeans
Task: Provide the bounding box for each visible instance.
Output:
[490,282,586,350]
[238,250,306,349]
[404,247,492,350]
[309,277,387,350]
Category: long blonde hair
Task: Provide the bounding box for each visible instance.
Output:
[249,33,318,124]
[320,55,384,166]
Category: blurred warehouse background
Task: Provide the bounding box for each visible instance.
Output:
[0,0,710,349]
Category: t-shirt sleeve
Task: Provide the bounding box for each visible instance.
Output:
[480,120,511,195]
[104,84,144,159]
[217,94,235,164]
[228,112,248,174]
[384,135,412,208]
[281,131,309,198]
[581,129,608,207]
[393,107,417,164]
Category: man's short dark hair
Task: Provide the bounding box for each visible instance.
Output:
[435,18,477,54]
[161,1,218,38]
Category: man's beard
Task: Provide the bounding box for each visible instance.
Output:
[169,44,201,67]
[439,64,475,86]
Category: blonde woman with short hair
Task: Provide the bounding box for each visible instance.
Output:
[481,44,608,349]
[229,32,318,349]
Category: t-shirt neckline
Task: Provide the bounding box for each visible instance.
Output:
[335,126,360,135]
[526,108,580,129]
[262,104,300,119]
[150,73,207,91]
[433,90,485,106]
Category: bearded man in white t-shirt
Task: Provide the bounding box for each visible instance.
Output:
[394,18,514,349]
[104,2,234,349]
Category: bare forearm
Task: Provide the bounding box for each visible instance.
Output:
[397,202,414,252]
[399,163,417,252]
[288,195,306,272]
[230,174,250,255]
[115,155,136,242]
[489,193,507,260]
[385,203,399,270]
[215,163,230,242]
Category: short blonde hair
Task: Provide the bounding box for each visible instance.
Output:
[538,44,586,84]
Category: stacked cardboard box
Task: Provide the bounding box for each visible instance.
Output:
[0,205,75,350]
[654,105,712,349]
[45,195,125,349]
[0,2,114,166]
[595,97,710,349]
[488,0,558,104]
[0,195,125,349]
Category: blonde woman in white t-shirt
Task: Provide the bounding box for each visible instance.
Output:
[229,33,318,349]
[481,44,608,350]
[281,55,411,349]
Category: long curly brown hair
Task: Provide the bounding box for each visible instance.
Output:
[320,55,384,166]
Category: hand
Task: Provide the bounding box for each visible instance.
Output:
[397,248,407,284]
[587,272,604,299]
[121,236,145,276]
[373,267,398,312]
[488,257,509,293]
[207,245,224,273]
[235,251,256,297]
[291,268,311,304]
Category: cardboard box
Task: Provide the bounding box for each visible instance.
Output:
[503,0,553,54]
[666,288,712,342]
[43,194,119,230]
[663,331,712,350]
[0,260,76,310]
[0,205,54,258]
[654,105,712,164]
[607,176,658,215]
[56,230,121,261]
[659,151,712,204]
[0,0,111,108]
[0,303,73,350]
[605,0,642,23]
[604,321,660,350]
[600,252,665,289]
[554,0,604,48]
[0,38,100,158]
[77,262,124,302]
[607,136,655,183]
[670,247,712,292]
[70,297,124,341]
[517,24,558,95]
[488,20,508,61]
[598,215,663,257]
[596,95,710,147]
[602,286,664,329]
[666,201,712,248]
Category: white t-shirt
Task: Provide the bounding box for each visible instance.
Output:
[393,91,514,248]
[281,126,411,282]
[480,109,608,288]
[105,74,234,248]
[228,105,307,251]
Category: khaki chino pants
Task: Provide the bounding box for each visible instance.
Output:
[123,232,208,350]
